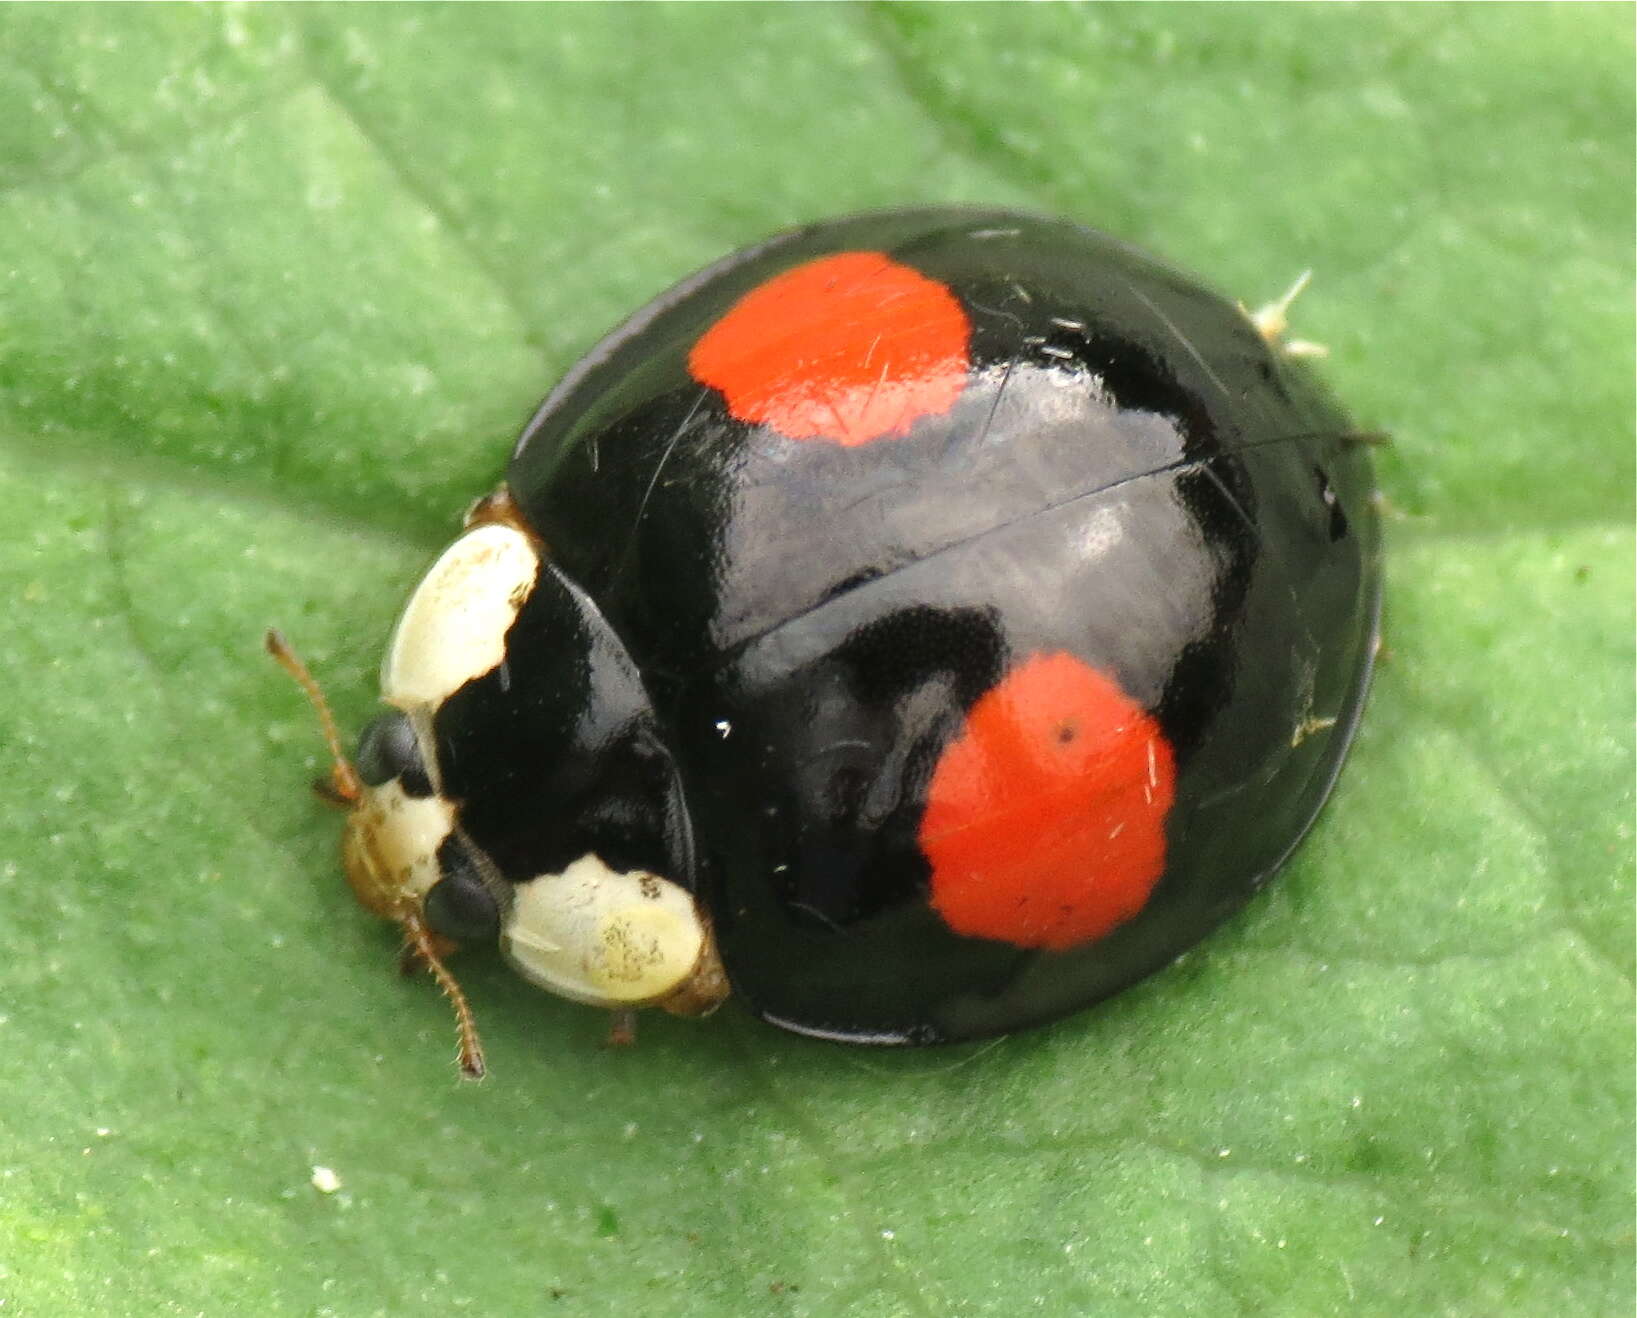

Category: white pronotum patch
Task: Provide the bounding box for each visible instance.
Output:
[501,854,708,1007]
[382,523,539,709]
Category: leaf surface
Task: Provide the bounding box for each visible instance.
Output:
[1,5,1630,1314]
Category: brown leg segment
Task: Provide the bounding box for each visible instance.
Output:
[463,485,535,536]
[604,1009,639,1048]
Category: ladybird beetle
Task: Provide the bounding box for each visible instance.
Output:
[273,207,1381,1074]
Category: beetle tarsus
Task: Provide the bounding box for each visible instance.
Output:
[311,774,355,809]
[463,484,540,542]
[1243,270,1312,344]
[605,1009,638,1048]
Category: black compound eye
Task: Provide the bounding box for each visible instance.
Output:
[354,711,433,796]
[423,837,501,942]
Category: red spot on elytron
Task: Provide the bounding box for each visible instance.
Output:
[919,652,1176,951]
[687,251,971,447]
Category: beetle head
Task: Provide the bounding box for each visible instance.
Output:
[267,516,727,1078]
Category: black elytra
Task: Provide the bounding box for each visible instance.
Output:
[439,206,1381,1045]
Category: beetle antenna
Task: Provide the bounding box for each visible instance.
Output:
[265,628,363,805]
[403,914,487,1080]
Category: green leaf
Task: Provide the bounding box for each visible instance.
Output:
[1,5,1629,1314]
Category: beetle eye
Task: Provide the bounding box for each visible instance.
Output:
[424,838,501,942]
[355,711,433,796]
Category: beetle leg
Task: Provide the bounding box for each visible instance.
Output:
[311,775,356,809]
[604,1009,639,1048]
[1241,270,1329,358]
[464,484,530,533]
[398,929,461,977]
